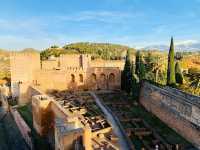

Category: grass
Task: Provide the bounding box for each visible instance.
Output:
[17,104,50,150]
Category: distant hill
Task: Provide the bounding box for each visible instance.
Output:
[41,42,135,60]
[0,49,10,57]
[20,48,39,53]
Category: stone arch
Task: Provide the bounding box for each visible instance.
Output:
[71,74,75,83]
[79,74,83,83]
[108,73,115,89]
[109,73,115,83]
[91,73,97,83]
[68,74,78,91]
[90,73,97,90]
[99,73,107,89]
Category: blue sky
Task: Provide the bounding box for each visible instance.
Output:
[1,0,200,50]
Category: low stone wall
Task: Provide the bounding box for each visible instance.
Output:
[10,107,33,150]
[139,82,200,149]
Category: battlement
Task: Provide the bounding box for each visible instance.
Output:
[10,52,40,57]
[64,67,84,71]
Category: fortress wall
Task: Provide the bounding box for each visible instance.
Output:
[10,52,40,83]
[33,67,121,92]
[41,60,59,70]
[90,59,125,70]
[85,67,121,90]
[60,54,82,69]
[10,52,40,103]
[33,69,87,92]
[139,82,200,149]
[10,53,122,105]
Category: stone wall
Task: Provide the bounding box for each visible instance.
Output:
[90,59,125,70]
[41,59,59,70]
[10,53,122,105]
[139,82,200,149]
[10,108,33,149]
[33,67,121,92]
[59,54,88,69]
[32,94,90,150]
[10,52,40,103]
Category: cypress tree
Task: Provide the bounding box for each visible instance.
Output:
[175,61,184,84]
[131,62,139,99]
[135,51,146,80]
[135,51,140,75]
[167,37,176,86]
[121,49,132,94]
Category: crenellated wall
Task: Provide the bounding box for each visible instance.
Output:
[139,82,200,149]
[90,59,125,70]
[33,67,121,92]
[10,53,122,105]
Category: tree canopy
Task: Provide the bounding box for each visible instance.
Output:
[40,42,135,60]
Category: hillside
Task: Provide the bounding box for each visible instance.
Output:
[40,42,135,60]
[179,54,200,70]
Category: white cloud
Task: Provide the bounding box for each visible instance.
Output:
[176,40,199,45]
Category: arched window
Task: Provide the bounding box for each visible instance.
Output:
[79,74,83,83]
[71,74,75,83]
[109,73,115,83]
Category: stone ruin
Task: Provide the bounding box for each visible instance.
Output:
[32,90,121,150]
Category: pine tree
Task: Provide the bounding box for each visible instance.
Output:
[175,61,184,84]
[167,37,176,86]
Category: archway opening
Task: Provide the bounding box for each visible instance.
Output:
[71,74,75,83]
[109,73,115,83]
[91,73,97,83]
[79,74,83,83]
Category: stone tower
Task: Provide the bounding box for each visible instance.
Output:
[80,54,91,69]
[10,52,40,105]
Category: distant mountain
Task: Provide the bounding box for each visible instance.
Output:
[144,41,200,51]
